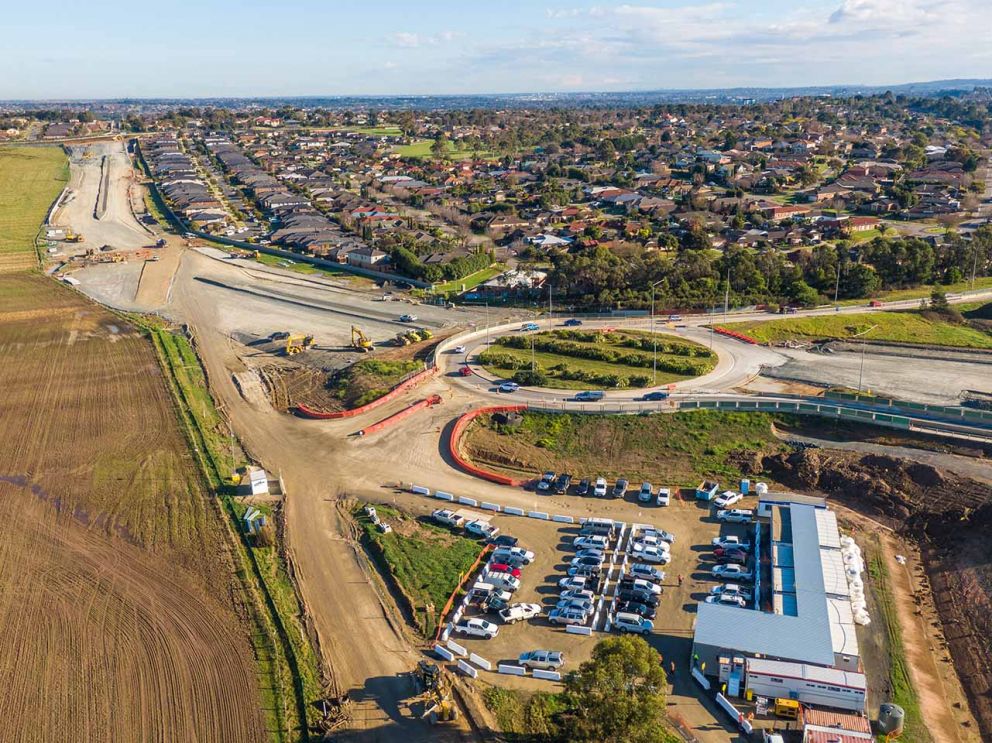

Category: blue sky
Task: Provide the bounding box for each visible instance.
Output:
[3,0,990,98]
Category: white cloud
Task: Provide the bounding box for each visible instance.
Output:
[386,30,463,49]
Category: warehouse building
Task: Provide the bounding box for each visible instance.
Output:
[691,495,866,712]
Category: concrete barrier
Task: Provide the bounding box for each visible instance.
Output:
[566,624,593,636]
[457,659,479,678]
[435,492,455,502]
[552,514,574,523]
[481,502,501,512]
[715,692,753,734]
[497,664,527,676]
[469,653,492,671]
[504,507,525,516]
[441,625,452,642]
[434,644,455,661]
[691,666,711,690]
[458,496,478,507]
[528,511,550,520]
[446,639,468,657]
[532,669,562,682]
[410,485,431,495]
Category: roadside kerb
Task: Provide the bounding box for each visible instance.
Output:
[481,502,501,512]
[458,496,478,506]
[410,485,430,495]
[504,506,525,516]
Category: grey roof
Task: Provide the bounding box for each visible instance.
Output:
[693,503,840,668]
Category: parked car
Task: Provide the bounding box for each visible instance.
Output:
[570,555,605,569]
[714,490,744,508]
[717,509,754,524]
[553,473,572,494]
[492,535,519,549]
[499,603,542,624]
[618,601,656,620]
[518,650,565,670]
[558,576,588,591]
[619,577,663,595]
[617,588,659,607]
[638,482,654,503]
[521,322,540,331]
[715,550,748,566]
[710,583,752,601]
[705,593,748,608]
[555,598,593,615]
[580,518,616,537]
[484,594,510,613]
[628,563,665,582]
[498,382,520,393]
[574,548,606,561]
[399,314,418,323]
[712,564,754,581]
[573,535,609,550]
[712,536,750,552]
[576,478,591,496]
[452,345,466,354]
[640,527,676,544]
[612,479,629,499]
[488,563,522,578]
[567,563,602,578]
[559,588,595,602]
[486,571,521,592]
[614,612,653,635]
[632,544,671,564]
[548,608,588,626]
[493,547,535,565]
[633,534,671,552]
[431,509,463,528]
[593,477,608,497]
[656,487,671,507]
[574,390,605,402]
[455,618,499,639]
[639,391,670,401]
[468,583,512,604]
[465,520,499,539]
[563,319,583,327]
[536,471,556,492]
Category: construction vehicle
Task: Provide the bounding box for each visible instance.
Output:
[284,334,316,355]
[65,233,84,243]
[414,661,458,724]
[404,331,421,344]
[351,325,373,353]
[417,328,434,340]
[394,332,411,346]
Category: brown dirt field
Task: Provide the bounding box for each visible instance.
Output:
[0,274,266,742]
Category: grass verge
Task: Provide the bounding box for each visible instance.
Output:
[432,264,505,294]
[355,504,484,636]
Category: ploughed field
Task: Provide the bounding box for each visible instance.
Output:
[0,274,266,742]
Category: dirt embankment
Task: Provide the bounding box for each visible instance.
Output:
[754,448,992,737]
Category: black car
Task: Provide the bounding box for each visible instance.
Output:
[554,473,573,494]
[484,595,509,613]
[716,552,748,566]
[576,478,591,496]
[639,391,670,401]
[618,601,656,620]
[617,589,659,607]
[564,318,583,327]
[492,535,519,548]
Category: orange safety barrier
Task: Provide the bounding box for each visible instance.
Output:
[712,326,759,345]
[448,405,529,487]
[294,366,438,420]
[357,395,442,437]
[434,543,494,642]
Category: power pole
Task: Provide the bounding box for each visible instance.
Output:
[723,265,730,323]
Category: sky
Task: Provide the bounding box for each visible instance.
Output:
[3,0,991,99]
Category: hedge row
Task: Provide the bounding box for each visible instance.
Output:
[493,336,709,376]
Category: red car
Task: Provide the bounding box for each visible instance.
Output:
[458,366,472,376]
[489,563,522,578]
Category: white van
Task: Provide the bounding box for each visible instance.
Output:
[486,571,521,592]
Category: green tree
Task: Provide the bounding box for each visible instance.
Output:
[559,636,668,743]
[929,288,949,311]
[431,133,450,160]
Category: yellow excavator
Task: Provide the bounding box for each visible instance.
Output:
[351,326,373,353]
[285,334,316,355]
[414,661,458,724]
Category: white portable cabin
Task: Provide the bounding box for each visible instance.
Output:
[745,658,866,712]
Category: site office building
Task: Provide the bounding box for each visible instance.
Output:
[691,494,867,713]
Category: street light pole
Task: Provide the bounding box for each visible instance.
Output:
[723,265,731,323]
[650,279,664,385]
[858,340,867,393]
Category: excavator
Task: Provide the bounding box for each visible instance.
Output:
[414,661,459,724]
[284,334,316,355]
[351,326,373,353]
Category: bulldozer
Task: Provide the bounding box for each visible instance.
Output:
[414,661,458,724]
[351,326,373,353]
[284,334,316,355]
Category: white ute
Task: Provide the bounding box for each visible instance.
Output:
[499,603,542,624]
[455,618,499,639]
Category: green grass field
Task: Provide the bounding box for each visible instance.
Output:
[836,276,992,306]
[432,263,505,294]
[252,250,370,284]
[727,310,992,349]
[356,504,483,636]
[327,125,403,137]
[393,139,493,160]
[0,146,69,272]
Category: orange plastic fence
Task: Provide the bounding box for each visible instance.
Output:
[713,326,758,345]
[448,405,529,487]
[357,395,442,436]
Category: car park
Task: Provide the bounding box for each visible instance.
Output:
[712,564,754,581]
[656,487,671,507]
[705,593,747,608]
[559,588,595,602]
[521,322,540,331]
[710,583,752,601]
[638,482,653,503]
[612,478,629,498]
[563,319,583,327]
[618,601,656,620]
[714,490,744,508]
[617,588,659,607]
[614,612,653,635]
[488,563,522,578]
[558,576,588,591]
[574,390,605,402]
[628,563,665,582]
[548,607,589,626]
[492,535,519,549]
[486,571,521,592]
[499,603,542,623]
[498,382,520,393]
[553,473,572,494]
[518,650,565,670]
[576,478,590,496]
[555,598,593,615]
[494,547,535,565]
[717,509,754,524]
[465,520,499,539]
[536,471,556,492]
[431,509,463,528]
[593,478,608,497]
[455,618,499,639]
[573,535,609,550]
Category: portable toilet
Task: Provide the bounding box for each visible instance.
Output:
[740,479,750,495]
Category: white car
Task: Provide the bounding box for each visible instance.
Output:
[621,577,662,595]
[499,603,542,624]
[452,345,467,354]
[593,477,608,497]
[714,491,744,508]
[632,544,671,564]
[717,509,754,524]
[518,650,565,670]
[656,487,671,507]
[399,314,418,323]
[705,593,747,608]
[465,520,499,539]
[710,583,752,601]
[431,509,462,528]
[455,618,499,639]
[556,598,594,615]
[628,563,665,582]
[633,534,671,551]
[712,564,754,581]
[548,607,588,626]
[486,571,520,592]
[573,535,609,550]
[558,576,589,591]
[498,381,520,393]
[559,588,595,602]
[613,612,653,635]
[712,536,751,552]
[574,548,606,561]
[639,527,676,544]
